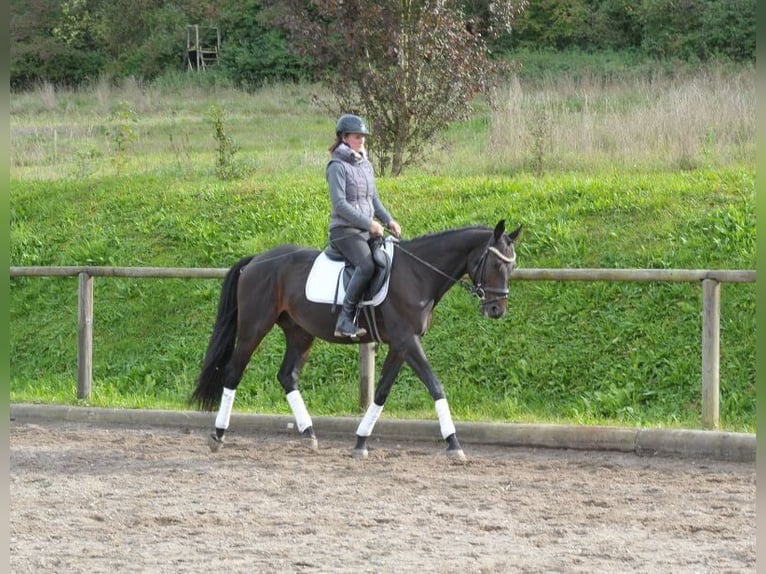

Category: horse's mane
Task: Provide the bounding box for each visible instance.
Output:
[400,225,491,249]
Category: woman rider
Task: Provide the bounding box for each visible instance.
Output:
[327,114,402,338]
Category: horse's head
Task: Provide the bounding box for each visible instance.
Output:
[469,220,523,319]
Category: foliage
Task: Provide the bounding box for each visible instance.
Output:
[502,0,755,62]
[106,4,189,79]
[698,0,756,61]
[216,0,307,88]
[10,0,104,89]
[528,105,551,176]
[9,0,755,91]
[105,101,138,176]
[650,0,757,62]
[209,104,244,180]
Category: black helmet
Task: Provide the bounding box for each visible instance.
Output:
[336,114,370,136]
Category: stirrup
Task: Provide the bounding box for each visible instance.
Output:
[334,311,367,338]
[334,324,367,338]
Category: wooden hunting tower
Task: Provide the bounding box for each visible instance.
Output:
[186,25,220,71]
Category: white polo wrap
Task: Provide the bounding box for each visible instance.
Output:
[435,398,456,439]
[356,402,384,437]
[286,390,313,432]
[215,387,236,430]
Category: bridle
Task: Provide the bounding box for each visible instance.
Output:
[468,245,516,306]
[393,239,516,305]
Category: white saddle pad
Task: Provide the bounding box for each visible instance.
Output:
[305,238,395,306]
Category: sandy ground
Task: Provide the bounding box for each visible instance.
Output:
[10,420,755,573]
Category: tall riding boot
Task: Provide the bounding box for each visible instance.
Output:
[334,270,368,338]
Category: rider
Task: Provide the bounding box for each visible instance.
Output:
[327,113,401,338]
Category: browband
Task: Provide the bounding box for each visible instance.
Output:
[487,246,516,264]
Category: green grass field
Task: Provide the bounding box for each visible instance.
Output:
[10,58,755,432]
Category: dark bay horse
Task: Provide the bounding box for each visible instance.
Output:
[192,220,522,459]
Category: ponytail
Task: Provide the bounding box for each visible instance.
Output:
[329,135,343,153]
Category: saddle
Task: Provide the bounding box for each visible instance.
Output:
[305,237,396,306]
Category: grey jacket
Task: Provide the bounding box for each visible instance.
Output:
[327,143,393,231]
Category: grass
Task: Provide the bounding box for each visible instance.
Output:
[9,55,756,432]
[10,171,755,432]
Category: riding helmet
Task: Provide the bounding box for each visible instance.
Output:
[336,114,370,136]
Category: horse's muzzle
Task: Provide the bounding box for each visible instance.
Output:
[482,301,506,319]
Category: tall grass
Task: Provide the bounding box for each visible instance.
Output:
[485,65,754,173]
[10,61,755,179]
[10,72,333,180]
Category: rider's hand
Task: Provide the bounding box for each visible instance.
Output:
[369,221,385,237]
[387,220,401,238]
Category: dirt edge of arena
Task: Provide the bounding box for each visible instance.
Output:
[10,403,755,463]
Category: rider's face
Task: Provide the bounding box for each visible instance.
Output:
[343,133,366,153]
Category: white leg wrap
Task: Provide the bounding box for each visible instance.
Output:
[435,398,456,439]
[215,387,236,430]
[356,402,384,437]
[286,390,313,433]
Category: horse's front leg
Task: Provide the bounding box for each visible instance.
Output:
[402,337,466,461]
[353,348,405,459]
[278,320,318,450]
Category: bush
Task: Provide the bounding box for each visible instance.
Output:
[11,40,105,90]
[504,0,755,63]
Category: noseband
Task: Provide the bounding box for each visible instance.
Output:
[469,245,516,305]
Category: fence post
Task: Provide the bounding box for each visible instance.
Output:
[359,343,375,410]
[77,272,94,399]
[701,279,720,429]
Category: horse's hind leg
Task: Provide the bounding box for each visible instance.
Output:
[209,318,275,451]
[277,317,317,450]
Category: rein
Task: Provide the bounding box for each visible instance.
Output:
[393,242,475,294]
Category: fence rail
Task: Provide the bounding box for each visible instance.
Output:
[10,265,756,283]
[10,266,756,429]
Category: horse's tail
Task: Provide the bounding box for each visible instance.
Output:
[191,255,254,411]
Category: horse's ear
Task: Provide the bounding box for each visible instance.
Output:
[493,220,506,241]
[508,224,523,242]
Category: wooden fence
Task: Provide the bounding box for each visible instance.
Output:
[10,266,756,429]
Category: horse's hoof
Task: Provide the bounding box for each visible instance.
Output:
[301,427,318,451]
[446,448,466,462]
[304,436,319,451]
[208,433,224,452]
[352,448,369,459]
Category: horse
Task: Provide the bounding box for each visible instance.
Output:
[191,219,522,460]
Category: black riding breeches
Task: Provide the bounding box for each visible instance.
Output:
[329,227,376,281]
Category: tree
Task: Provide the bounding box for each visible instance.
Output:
[217,0,307,88]
[89,0,200,80]
[699,0,755,61]
[10,0,213,87]
[11,0,105,88]
[268,0,526,176]
[637,0,707,61]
